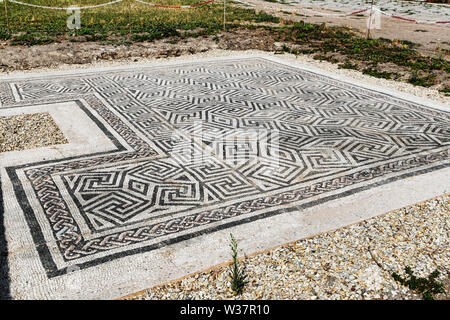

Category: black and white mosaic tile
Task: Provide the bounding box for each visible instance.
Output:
[0,56,449,298]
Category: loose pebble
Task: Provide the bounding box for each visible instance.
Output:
[130,195,449,300]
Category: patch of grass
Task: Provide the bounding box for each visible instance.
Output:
[439,86,450,96]
[0,1,279,44]
[101,38,133,46]
[85,34,108,42]
[408,71,437,87]
[228,233,247,295]
[299,48,319,55]
[362,67,399,80]
[399,39,421,48]
[338,60,359,70]
[392,266,445,300]
[281,43,290,52]
[253,11,280,23]
[74,28,96,36]
[275,43,299,55]
[10,33,55,46]
[268,21,449,88]
[0,28,11,40]
[282,22,443,73]
[1,2,447,90]
[130,25,180,42]
[313,53,338,63]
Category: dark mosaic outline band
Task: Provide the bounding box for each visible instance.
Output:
[8,150,449,278]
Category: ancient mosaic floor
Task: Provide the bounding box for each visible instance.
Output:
[0,55,449,299]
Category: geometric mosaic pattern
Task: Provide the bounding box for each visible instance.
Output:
[1,58,449,278]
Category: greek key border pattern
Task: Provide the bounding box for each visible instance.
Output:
[23,149,450,261]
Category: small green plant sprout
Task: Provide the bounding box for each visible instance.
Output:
[392,266,445,300]
[228,233,247,295]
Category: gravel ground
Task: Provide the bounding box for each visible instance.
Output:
[128,194,449,300]
[0,112,68,152]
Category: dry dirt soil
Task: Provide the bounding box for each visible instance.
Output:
[246,0,450,56]
[0,28,279,72]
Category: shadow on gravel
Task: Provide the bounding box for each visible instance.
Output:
[0,178,11,300]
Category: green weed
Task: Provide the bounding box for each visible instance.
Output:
[228,233,247,295]
[392,266,445,300]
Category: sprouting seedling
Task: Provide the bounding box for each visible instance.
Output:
[228,233,247,295]
[392,266,445,300]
